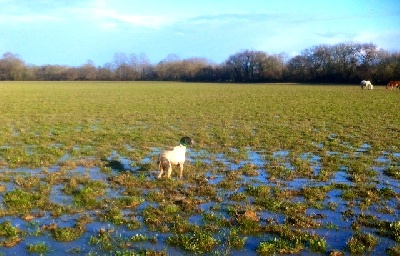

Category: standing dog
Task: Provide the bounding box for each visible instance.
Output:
[157,137,194,179]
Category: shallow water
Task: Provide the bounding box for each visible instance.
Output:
[0,146,398,255]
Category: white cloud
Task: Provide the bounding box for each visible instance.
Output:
[353,30,400,51]
[94,11,174,29]
[78,0,178,30]
[1,0,399,66]
[0,0,176,29]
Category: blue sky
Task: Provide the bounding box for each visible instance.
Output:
[1,0,399,66]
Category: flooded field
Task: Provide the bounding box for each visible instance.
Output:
[0,146,399,255]
[0,82,399,255]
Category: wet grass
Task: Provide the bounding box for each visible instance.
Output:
[0,81,399,255]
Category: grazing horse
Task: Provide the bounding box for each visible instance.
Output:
[361,80,373,90]
[386,81,400,90]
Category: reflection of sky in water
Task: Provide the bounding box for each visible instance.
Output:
[0,144,398,255]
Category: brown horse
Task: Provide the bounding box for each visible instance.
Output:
[386,80,400,90]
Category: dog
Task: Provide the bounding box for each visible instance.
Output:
[157,137,194,179]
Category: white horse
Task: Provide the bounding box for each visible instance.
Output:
[361,80,373,90]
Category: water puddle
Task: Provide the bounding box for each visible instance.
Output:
[0,145,398,255]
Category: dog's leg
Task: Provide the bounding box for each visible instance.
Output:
[157,156,163,178]
[157,165,163,178]
[167,163,172,178]
[179,163,184,179]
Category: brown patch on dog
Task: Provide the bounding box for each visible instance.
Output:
[158,156,170,173]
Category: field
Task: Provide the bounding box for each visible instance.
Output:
[0,81,398,255]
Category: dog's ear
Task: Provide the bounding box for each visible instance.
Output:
[180,137,193,146]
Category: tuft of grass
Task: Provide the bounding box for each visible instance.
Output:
[301,185,331,202]
[164,204,180,214]
[228,192,247,201]
[166,230,219,253]
[285,214,322,228]
[27,242,51,253]
[347,232,378,254]
[227,228,247,249]
[3,189,42,213]
[89,228,114,252]
[257,237,304,254]
[71,180,107,208]
[240,164,259,177]
[308,236,327,252]
[130,233,149,242]
[51,225,85,242]
[384,166,400,180]
[99,207,125,225]
[0,221,24,247]
[387,221,400,242]
[386,243,400,256]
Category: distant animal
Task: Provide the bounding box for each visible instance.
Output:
[361,80,373,90]
[386,80,400,90]
[157,137,194,179]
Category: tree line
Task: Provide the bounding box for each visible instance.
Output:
[1,42,399,84]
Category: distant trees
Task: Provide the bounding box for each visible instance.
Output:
[0,42,399,83]
[224,50,286,82]
[0,52,27,80]
[111,52,153,81]
[375,50,400,83]
[285,42,399,83]
[156,55,213,81]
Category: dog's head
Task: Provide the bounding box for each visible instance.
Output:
[180,136,194,147]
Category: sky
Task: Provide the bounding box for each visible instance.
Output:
[1,0,399,66]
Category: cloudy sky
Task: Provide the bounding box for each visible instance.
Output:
[1,0,399,66]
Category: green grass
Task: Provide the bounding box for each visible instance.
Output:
[0,81,398,168]
[0,81,399,254]
[27,242,51,253]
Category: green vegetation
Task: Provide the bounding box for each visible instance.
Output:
[166,230,219,253]
[0,82,398,167]
[0,221,24,247]
[50,225,85,242]
[27,242,51,253]
[347,232,378,254]
[257,237,304,254]
[0,81,399,254]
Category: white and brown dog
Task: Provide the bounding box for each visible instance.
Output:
[157,137,194,179]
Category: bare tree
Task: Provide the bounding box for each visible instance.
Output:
[225,50,286,82]
[356,43,379,79]
[79,60,97,80]
[0,52,26,80]
[1,41,399,83]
